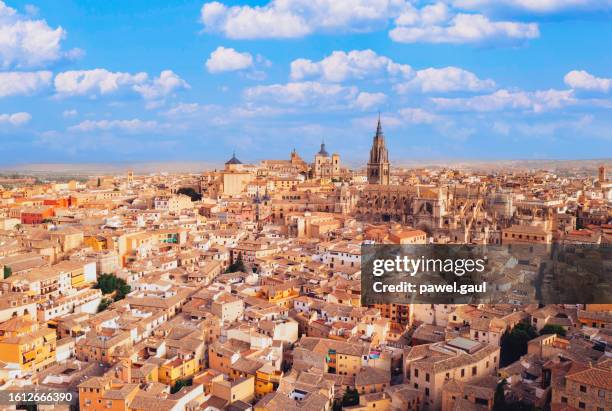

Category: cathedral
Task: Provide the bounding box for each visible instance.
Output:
[356,118,549,245]
[357,118,449,235]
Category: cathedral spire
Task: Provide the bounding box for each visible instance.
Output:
[376,112,383,138]
[367,117,390,185]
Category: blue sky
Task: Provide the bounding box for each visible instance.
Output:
[0,0,611,165]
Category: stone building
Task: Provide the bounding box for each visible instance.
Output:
[312,142,340,180]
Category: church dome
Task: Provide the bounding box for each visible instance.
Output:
[225,152,242,165]
[317,142,329,157]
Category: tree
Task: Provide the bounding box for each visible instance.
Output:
[171,378,192,394]
[540,324,566,337]
[95,273,131,301]
[3,266,12,279]
[493,379,507,411]
[176,187,202,202]
[98,297,113,312]
[226,252,247,273]
[500,321,538,366]
[341,388,360,407]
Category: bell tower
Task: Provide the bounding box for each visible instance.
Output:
[367,115,390,185]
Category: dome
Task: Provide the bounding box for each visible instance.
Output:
[225,152,242,165]
[317,142,329,157]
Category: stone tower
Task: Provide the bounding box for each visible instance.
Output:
[367,115,390,185]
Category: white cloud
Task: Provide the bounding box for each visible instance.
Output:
[432,89,575,112]
[390,8,539,44]
[132,70,190,99]
[200,0,405,39]
[0,111,31,126]
[0,70,52,97]
[290,49,412,82]
[451,0,612,15]
[395,66,496,93]
[564,70,611,93]
[244,81,358,107]
[54,69,188,100]
[352,91,387,110]
[164,102,219,117]
[55,69,147,96]
[62,109,78,118]
[398,107,440,124]
[68,118,161,133]
[0,1,77,68]
[206,46,254,73]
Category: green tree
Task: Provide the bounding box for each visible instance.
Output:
[98,297,113,312]
[540,324,566,337]
[3,266,12,279]
[341,388,360,407]
[493,379,507,411]
[95,273,131,301]
[226,252,247,273]
[176,187,202,201]
[500,321,538,366]
[171,378,193,394]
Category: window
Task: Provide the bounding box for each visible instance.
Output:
[425,373,430,382]
[415,369,419,377]
[461,369,465,377]
[579,402,585,409]
[598,389,605,398]
[580,385,587,393]
[472,366,477,376]
[561,397,567,403]
[425,388,429,397]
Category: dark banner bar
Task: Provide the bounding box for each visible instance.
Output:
[361,244,611,305]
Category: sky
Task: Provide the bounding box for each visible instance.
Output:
[0,0,611,166]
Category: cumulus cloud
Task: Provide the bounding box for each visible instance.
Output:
[290,49,412,82]
[0,111,31,126]
[68,118,161,133]
[432,89,575,113]
[200,0,541,45]
[132,70,190,99]
[244,81,359,107]
[62,109,78,118]
[0,1,78,68]
[564,70,611,93]
[395,66,496,93]
[0,71,52,97]
[200,0,405,39]
[55,69,147,96]
[206,46,254,73]
[352,91,387,110]
[54,69,189,100]
[390,3,539,44]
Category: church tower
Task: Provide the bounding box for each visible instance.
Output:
[367,115,390,185]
